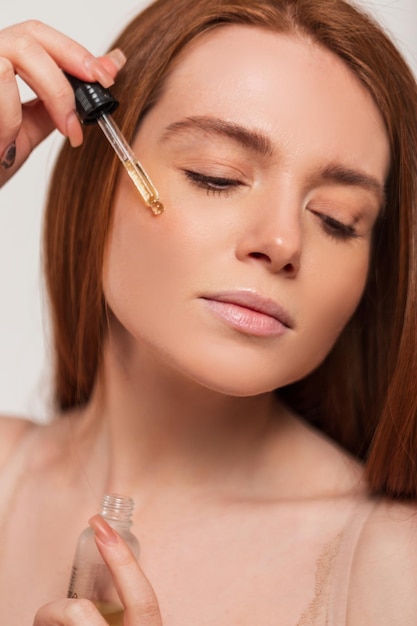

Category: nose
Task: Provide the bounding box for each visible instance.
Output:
[234,190,302,276]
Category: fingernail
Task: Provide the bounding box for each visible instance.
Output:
[85,56,114,88]
[0,141,16,169]
[66,111,83,148]
[106,48,127,72]
[89,514,118,545]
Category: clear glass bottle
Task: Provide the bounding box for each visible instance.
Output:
[68,494,140,626]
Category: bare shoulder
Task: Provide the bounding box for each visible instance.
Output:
[0,414,36,470]
[347,498,417,625]
[283,413,365,497]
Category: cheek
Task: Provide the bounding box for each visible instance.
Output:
[103,215,173,329]
[296,245,371,370]
[102,178,209,335]
[103,160,235,307]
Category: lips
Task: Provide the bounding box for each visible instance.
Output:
[201,290,293,337]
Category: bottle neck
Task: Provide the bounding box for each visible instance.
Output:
[101,494,134,529]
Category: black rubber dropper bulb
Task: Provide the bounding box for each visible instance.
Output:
[64,72,119,124]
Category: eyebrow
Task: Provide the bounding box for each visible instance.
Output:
[162,115,386,205]
[161,115,274,157]
[313,163,386,207]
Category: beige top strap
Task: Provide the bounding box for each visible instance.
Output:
[327,498,377,626]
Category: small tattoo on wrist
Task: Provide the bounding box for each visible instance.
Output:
[1,142,16,169]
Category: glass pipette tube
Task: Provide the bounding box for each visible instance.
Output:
[97,114,164,215]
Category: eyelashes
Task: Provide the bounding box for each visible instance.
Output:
[182,168,359,241]
[309,210,359,241]
[183,169,245,196]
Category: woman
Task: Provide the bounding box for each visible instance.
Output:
[0,0,416,624]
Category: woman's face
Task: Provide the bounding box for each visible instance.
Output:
[103,26,390,396]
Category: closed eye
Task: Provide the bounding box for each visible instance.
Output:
[310,210,359,241]
[183,169,245,195]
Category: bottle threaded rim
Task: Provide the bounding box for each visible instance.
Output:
[101,493,134,521]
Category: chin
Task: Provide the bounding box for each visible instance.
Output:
[169,356,307,398]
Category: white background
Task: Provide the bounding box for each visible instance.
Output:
[0,1,416,422]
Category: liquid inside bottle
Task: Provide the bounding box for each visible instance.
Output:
[68,494,140,626]
[93,601,125,626]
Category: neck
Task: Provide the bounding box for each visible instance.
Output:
[70,326,292,505]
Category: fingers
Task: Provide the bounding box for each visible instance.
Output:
[0,20,127,183]
[33,515,162,626]
[99,49,127,76]
[0,21,117,140]
[0,56,22,165]
[33,598,108,625]
[90,515,163,626]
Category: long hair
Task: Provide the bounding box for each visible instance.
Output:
[43,0,417,498]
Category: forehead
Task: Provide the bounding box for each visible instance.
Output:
[148,25,390,177]
[163,25,378,118]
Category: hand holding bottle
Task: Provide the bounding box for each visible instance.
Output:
[33,514,163,626]
[0,20,126,187]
